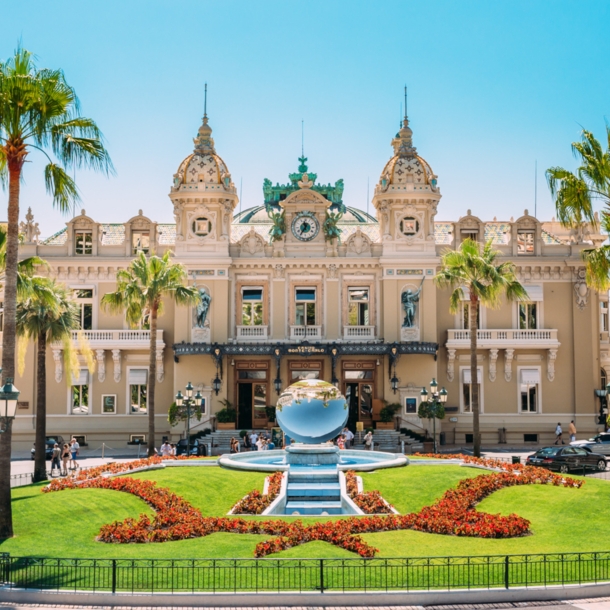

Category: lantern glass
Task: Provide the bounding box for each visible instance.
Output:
[194,391,202,402]
[185,382,194,398]
[420,387,428,399]
[439,387,448,403]
[213,375,221,395]
[430,378,438,394]
[0,379,19,419]
[175,390,183,407]
[391,375,399,392]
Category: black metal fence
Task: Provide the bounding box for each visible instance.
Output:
[1,552,610,593]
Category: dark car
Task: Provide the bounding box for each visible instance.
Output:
[571,433,610,455]
[175,439,207,456]
[526,446,607,473]
[31,436,65,460]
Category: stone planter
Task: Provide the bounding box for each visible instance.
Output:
[217,422,236,430]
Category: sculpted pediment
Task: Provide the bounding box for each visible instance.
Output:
[281,187,330,208]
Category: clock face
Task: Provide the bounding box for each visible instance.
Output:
[291,211,320,241]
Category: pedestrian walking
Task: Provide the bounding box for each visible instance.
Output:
[364,430,373,451]
[554,423,564,445]
[160,440,172,457]
[569,420,577,443]
[51,443,61,475]
[343,427,354,448]
[69,437,80,470]
[250,431,258,451]
[61,443,71,476]
[243,432,251,450]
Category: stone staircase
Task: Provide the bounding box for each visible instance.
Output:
[207,429,421,456]
[284,468,342,515]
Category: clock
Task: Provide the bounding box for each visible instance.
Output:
[291,211,320,241]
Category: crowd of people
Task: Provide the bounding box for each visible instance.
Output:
[49,437,81,476]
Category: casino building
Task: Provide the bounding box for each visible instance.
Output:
[10,106,609,450]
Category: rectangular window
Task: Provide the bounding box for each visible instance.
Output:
[461,230,478,243]
[75,231,93,255]
[520,369,540,413]
[519,302,538,329]
[132,231,150,255]
[71,369,89,414]
[295,288,316,326]
[462,368,481,413]
[461,302,480,330]
[241,288,263,326]
[73,289,93,330]
[405,398,417,414]
[517,231,535,255]
[602,302,609,333]
[348,287,370,326]
[128,369,148,414]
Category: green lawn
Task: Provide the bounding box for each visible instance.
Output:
[1,465,607,560]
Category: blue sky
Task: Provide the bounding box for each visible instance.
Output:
[2,0,609,237]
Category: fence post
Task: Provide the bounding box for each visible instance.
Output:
[319,558,324,593]
[111,559,117,594]
[504,556,509,589]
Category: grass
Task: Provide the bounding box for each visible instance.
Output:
[1,464,608,560]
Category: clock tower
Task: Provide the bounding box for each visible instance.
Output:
[264,158,345,258]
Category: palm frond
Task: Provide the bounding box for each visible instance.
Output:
[43,163,80,213]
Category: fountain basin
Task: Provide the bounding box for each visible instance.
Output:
[218,447,408,472]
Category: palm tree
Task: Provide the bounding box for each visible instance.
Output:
[16,280,80,482]
[547,127,610,291]
[102,252,199,456]
[435,239,528,457]
[0,46,112,537]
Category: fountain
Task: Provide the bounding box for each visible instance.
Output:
[218,379,408,514]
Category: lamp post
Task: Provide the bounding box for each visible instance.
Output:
[0,374,19,432]
[175,382,204,456]
[420,378,448,453]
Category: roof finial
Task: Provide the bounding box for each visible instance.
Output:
[204,83,208,119]
[301,119,304,157]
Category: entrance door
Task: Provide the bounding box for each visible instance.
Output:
[235,362,269,430]
[237,384,253,429]
[342,362,376,429]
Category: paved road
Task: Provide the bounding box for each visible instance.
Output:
[0,598,610,609]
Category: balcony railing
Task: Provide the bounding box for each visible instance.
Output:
[343,325,376,340]
[236,325,269,341]
[290,325,322,340]
[68,329,165,349]
[446,328,559,349]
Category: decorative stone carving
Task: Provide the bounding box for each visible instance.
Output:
[112,349,121,383]
[173,203,184,241]
[52,349,63,383]
[19,207,40,244]
[240,227,265,256]
[504,349,514,382]
[446,349,456,382]
[345,228,371,255]
[273,264,285,279]
[191,327,211,344]
[401,327,420,342]
[489,349,498,382]
[96,349,105,383]
[327,264,338,279]
[574,268,590,310]
[547,349,558,382]
[156,349,164,383]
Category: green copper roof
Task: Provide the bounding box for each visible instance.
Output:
[263,157,345,210]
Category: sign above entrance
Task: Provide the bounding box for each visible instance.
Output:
[286,345,325,356]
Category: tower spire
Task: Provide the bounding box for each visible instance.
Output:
[298,119,308,173]
[204,82,208,119]
[404,84,408,122]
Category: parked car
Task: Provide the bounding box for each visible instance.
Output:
[175,439,207,456]
[526,446,607,473]
[31,436,65,460]
[571,433,610,455]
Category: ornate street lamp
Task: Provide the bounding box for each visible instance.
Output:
[212,374,221,395]
[274,377,282,394]
[175,383,204,456]
[420,380,448,453]
[391,373,399,393]
[0,376,19,433]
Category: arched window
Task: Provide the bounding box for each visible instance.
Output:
[602,369,608,390]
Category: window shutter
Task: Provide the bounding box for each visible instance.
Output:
[242,289,263,301]
[523,285,543,301]
[71,369,89,386]
[296,289,316,301]
[462,369,482,384]
[520,369,540,385]
[128,369,148,385]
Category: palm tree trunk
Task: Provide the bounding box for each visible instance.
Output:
[0,158,23,538]
[147,303,158,457]
[33,333,47,482]
[470,295,481,457]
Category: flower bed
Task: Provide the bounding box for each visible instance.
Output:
[344,470,394,514]
[230,471,283,515]
[43,454,583,557]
